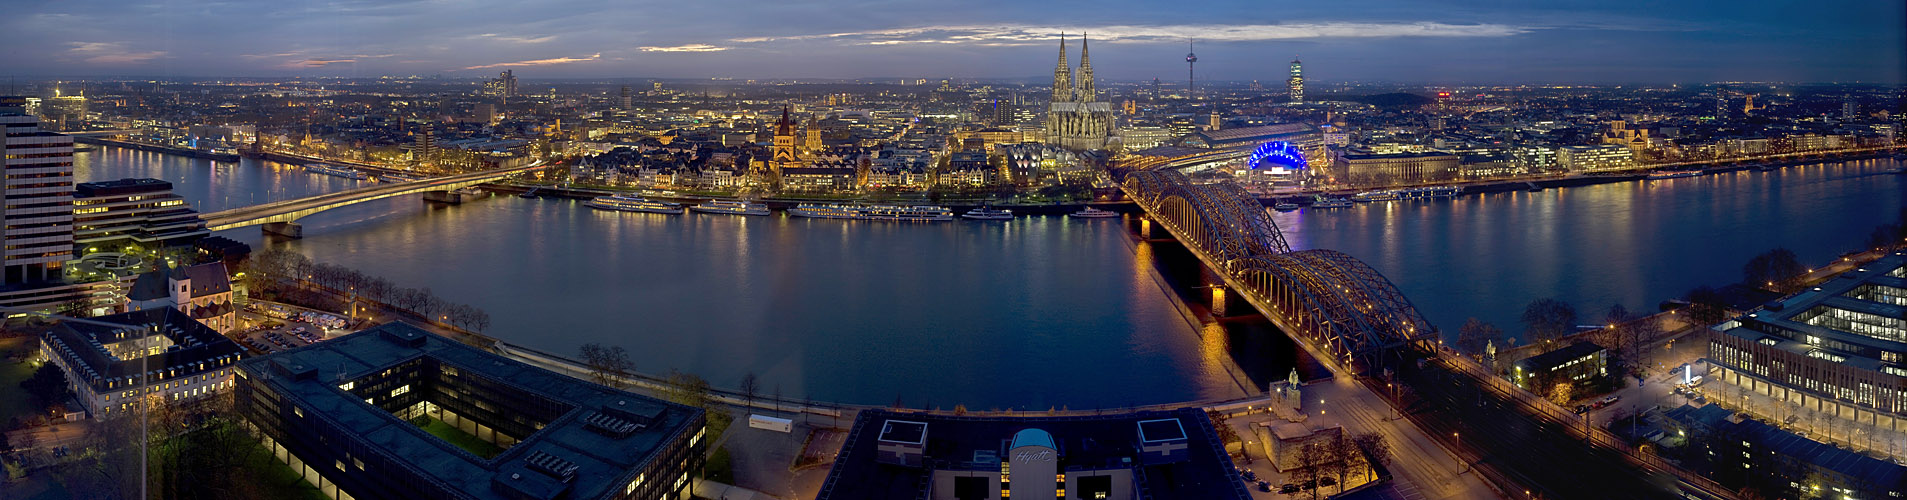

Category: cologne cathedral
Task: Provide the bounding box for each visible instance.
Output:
[1045,34,1115,151]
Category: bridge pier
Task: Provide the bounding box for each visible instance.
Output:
[1137,217,1174,241]
[423,190,468,204]
[1209,284,1255,318]
[263,221,303,239]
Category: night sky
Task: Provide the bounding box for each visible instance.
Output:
[1,0,1901,83]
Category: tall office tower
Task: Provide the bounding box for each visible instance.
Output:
[1185,41,1198,98]
[619,85,632,110]
[1288,57,1305,104]
[1843,98,1858,121]
[0,97,75,285]
[414,126,436,166]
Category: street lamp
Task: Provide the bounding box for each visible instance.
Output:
[1454,432,1464,472]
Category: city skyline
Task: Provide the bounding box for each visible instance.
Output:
[1,0,1902,84]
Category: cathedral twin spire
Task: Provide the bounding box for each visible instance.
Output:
[1052,33,1096,104]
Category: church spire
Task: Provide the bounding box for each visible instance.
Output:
[1051,33,1073,103]
[1076,33,1096,103]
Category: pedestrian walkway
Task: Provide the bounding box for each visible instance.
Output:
[693,478,781,500]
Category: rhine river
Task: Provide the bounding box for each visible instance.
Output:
[75,145,1904,408]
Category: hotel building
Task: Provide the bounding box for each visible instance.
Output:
[72,178,209,255]
[39,307,246,417]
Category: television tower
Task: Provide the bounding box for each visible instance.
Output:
[1185,40,1198,99]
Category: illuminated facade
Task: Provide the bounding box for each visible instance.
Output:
[1,96,75,285]
[1556,145,1635,172]
[1339,152,1459,185]
[40,307,245,417]
[1045,34,1115,151]
[1708,255,1907,424]
[72,178,209,255]
[1288,57,1305,104]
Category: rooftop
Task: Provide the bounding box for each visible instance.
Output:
[816,407,1248,500]
[238,322,703,500]
[41,307,245,392]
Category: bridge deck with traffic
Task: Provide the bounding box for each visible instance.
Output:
[199,162,547,232]
[1117,169,1744,499]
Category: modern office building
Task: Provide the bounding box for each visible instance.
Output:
[235,322,706,500]
[1556,144,1635,172]
[1339,152,1460,184]
[815,407,1250,500]
[1288,57,1305,104]
[1665,403,1905,499]
[39,307,246,417]
[1,96,76,285]
[1707,254,1907,435]
[1510,341,1609,391]
[72,178,209,255]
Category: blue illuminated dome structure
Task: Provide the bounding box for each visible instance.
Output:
[1247,141,1306,171]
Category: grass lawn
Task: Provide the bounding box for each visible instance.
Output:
[417,417,505,459]
[234,435,332,500]
[0,337,46,424]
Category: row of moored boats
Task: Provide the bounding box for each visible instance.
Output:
[1273,185,1463,211]
[582,193,1118,220]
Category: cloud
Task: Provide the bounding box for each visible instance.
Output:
[462,53,601,70]
[478,33,559,44]
[731,22,1532,46]
[639,44,728,53]
[66,41,167,64]
[288,58,357,68]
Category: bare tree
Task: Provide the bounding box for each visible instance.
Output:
[1521,298,1578,347]
[1327,432,1359,492]
[578,343,633,389]
[1294,442,1330,500]
[738,372,760,410]
[1456,318,1505,357]
[1352,433,1391,482]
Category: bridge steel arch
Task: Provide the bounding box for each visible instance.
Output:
[1121,170,1434,370]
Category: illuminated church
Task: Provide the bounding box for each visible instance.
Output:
[1045,34,1115,151]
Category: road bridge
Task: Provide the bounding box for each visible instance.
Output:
[198,162,547,237]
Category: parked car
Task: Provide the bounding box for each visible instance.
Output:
[1257,481,1272,492]
[1280,484,1301,494]
[1599,395,1621,406]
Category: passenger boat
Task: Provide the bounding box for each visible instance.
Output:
[1069,207,1120,218]
[1273,202,1301,212]
[584,194,683,214]
[1395,186,1462,199]
[690,200,771,216]
[383,172,426,182]
[304,164,367,180]
[1350,190,1399,202]
[789,203,953,221]
[1646,169,1704,180]
[1310,196,1353,209]
[961,207,1014,220]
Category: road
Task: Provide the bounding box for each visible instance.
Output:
[1393,352,1686,499]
